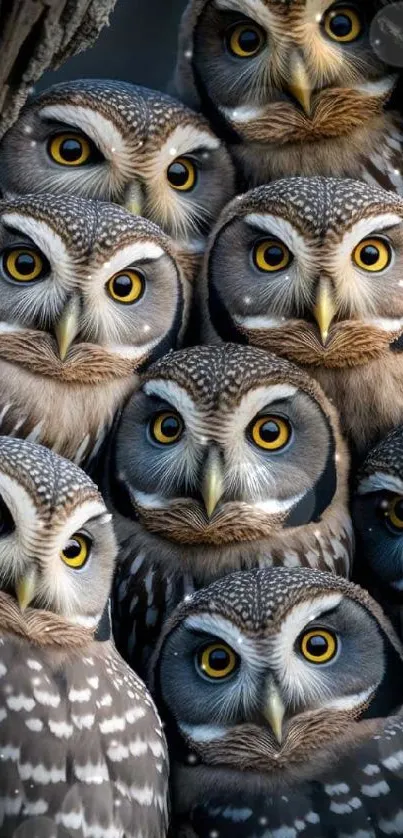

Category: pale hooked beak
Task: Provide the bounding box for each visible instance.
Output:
[262,679,286,745]
[55,297,80,361]
[16,567,38,612]
[287,52,312,116]
[313,277,338,346]
[201,447,225,519]
[123,181,144,216]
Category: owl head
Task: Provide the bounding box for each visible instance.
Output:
[205,176,403,368]
[152,566,403,775]
[110,344,352,578]
[175,0,398,184]
[0,193,186,373]
[353,424,403,595]
[0,80,235,247]
[0,436,116,627]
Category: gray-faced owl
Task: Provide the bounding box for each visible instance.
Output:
[108,343,352,677]
[0,435,168,837]
[0,193,187,465]
[151,566,403,838]
[0,79,235,285]
[174,0,403,191]
[353,423,403,637]
[203,175,403,457]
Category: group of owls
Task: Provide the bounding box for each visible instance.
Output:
[1,0,403,836]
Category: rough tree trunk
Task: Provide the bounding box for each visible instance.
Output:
[0,0,117,139]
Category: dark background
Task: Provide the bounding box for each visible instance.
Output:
[38,0,187,93]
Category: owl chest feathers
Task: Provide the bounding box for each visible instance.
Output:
[234,114,403,191]
[0,349,137,463]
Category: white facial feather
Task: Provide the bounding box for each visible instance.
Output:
[357,472,403,497]
[269,594,344,707]
[39,105,130,170]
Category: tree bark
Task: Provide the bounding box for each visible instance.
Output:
[0,0,117,138]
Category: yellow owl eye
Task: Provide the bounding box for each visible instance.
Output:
[167,157,197,191]
[2,247,46,282]
[107,269,145,304]
[197,643,238,680]
[60,533,91,569]
[324,7,362,42]
[253,239,292,272]
[150,412,184,445]
[48,133,93,166]
[299,629,338,664]
[353,238,392,272]
[226,22,265,57]
[250,416,291,451]
[384,495,403,530]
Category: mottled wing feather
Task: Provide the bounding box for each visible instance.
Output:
[0,636,168,837]
[187,713,403,837]
[113,542,195,679]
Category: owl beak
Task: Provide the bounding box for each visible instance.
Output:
[124,182,144,216]
[16,567,38,612]
[313,278,338,346]
[287,53,312,116]
[263,680,285,744]
[201,447,225,519]
[55,298,80,361]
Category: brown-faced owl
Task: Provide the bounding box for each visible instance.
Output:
[203,175,403,457]
[107,343,352,677]
[152,566,403,838]
[0,193,187,464]
[0,435,168,837]
[0,80,235,285]
[174,0,403,191]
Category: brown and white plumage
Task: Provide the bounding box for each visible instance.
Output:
[0,194,187,464]
[203,176,403,456]
[175,0,403,190]
[151,566,403,838]
[108,344,352,676]
[0,436,168,837]
[0,79,235,284]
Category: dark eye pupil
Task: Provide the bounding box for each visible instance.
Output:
[360,245,380,266]
[393,499,403,521]
[63,539,81,559]
[306,635,328,656]
[329,13,353,37]
[209,649,230,670]
[15,253,35,275]
[161,417,180,438]
[60,139,83,162]
[260,420,280,443]
[112,275,133,298]
[238,28,260,53]
[264,245,285,267]
[168,162,189,187]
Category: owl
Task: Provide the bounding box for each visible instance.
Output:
[353,423,403,635]
[151,565,403,838]
[0,192,187,465]
[0,435,168,837]
[174,0,403,190]
[203,175,403,457]
[108,343,352,676]
[0,78,235,281]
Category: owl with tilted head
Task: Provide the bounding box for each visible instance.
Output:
[152,566,403,838]
[0,80,235,286]
[203,175,403,457]
[353,423,403,637]
[0,193,187,465]
[107,343,352,677]
[0,436,168,838]
[175,0,403,191]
